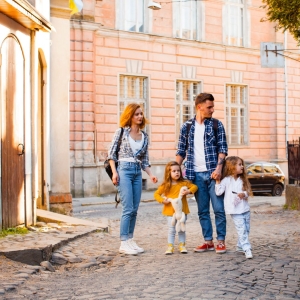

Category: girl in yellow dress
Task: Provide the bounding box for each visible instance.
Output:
[154,161,198,254]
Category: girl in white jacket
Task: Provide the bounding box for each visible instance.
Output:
[215,156,253,259]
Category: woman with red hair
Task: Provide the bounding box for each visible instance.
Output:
[108,103,157,255]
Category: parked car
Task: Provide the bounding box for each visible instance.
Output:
[246,162,285,196]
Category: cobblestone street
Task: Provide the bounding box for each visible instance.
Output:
[1,199,300,299]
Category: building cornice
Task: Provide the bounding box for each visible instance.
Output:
[95,27,262,57]
[0,0,53,31]
[50,0,71,19]
[70,19,101,31]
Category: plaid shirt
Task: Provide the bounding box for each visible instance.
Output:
[107,127,150,170]
[176,117,228,180]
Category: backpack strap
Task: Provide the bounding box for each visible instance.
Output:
[116,127,124,160]
[185,119,193,151]
[213,118,218,141]
[115,127,124,208]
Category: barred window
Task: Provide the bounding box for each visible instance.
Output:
[225,85,248,145]
[176,80,202,139]
[119,75,148,126]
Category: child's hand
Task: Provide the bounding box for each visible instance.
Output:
[181,189,191,196]
[238,192,245,199]
[216,179,221,184]
[162,197,170,204]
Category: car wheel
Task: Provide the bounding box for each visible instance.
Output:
[272,184,283,196]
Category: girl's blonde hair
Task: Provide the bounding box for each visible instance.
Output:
[160,161,185,195]
[119,103,149,129]
[222,156,253,196]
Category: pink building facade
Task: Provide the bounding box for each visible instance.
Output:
[70,0,300,197]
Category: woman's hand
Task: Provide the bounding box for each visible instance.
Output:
[112,172,119,185]
[150,175,158,183]
[144,167,158,183]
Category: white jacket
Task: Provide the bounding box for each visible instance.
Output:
[215,176,250,215]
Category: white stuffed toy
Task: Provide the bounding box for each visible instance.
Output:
[169,186,188,233]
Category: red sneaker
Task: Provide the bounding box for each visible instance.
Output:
[215,242,226,254]
[194,243,215,252]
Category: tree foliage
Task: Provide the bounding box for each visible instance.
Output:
[261,0,300,42]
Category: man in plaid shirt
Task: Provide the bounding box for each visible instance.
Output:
[176,93,228,254]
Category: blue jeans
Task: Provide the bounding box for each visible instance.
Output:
[231,211,251,251]
[193,171,226,241]
[117,161,142,241]
[167,216,186,245]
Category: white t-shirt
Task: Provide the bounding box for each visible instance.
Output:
[193,121,207,172]
[215,176,250,215]
[119,132,144,163]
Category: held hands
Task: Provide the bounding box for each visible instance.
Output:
[211,167,222,181]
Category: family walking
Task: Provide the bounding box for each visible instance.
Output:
[107,93,253,259]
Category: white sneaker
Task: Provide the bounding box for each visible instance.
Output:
[245,249,253,259]
[119,241,138,255]
[127,239,144,253]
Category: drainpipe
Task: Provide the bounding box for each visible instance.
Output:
[284,31,289,157]
[31,30,36,226]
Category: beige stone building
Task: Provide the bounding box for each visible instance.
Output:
[70,0,300,197]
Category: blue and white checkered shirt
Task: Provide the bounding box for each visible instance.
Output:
[176,117,228,180]
[108,127,150,170]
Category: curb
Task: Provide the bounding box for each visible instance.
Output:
[0,227,99,265]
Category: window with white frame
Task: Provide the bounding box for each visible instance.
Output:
[225,85,248,145]
[119,75,148,125]
[176,80,202,139]
[116,0,146,33]
[225,0,245,46]
[173,0,201,40]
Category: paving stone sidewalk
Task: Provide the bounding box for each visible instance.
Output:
[1,198,299,299]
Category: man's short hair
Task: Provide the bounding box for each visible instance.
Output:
[195,93,214,106]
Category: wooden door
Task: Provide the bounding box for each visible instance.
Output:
[1,36,25,228]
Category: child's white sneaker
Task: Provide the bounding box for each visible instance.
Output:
[165,244,174,255]
[119,241,138,255]
[245,249,253,259]
[236,246,244,253]
[127,239,144,253]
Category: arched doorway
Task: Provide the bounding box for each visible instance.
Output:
[0,35,25,228]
